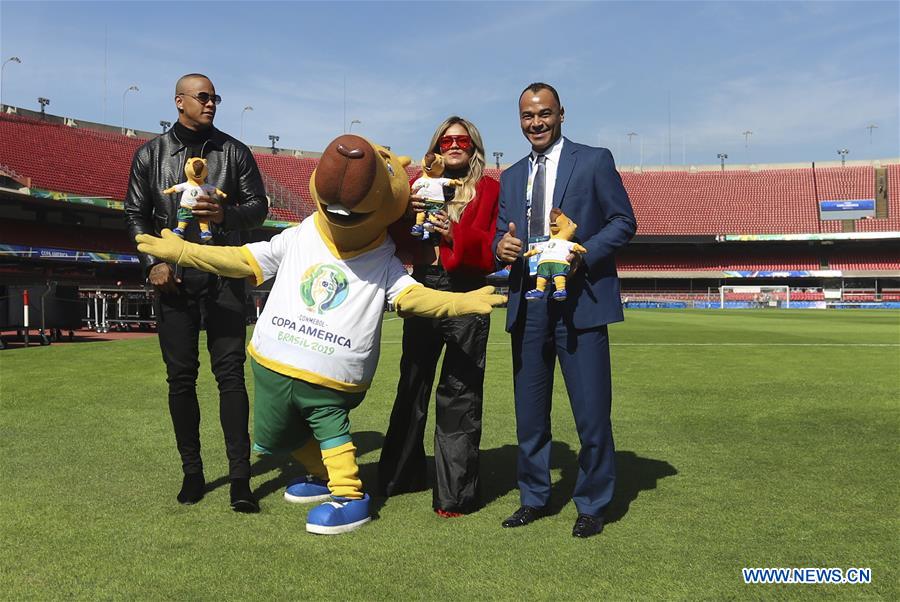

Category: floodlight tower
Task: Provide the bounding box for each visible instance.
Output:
[866,124,878,145]
[627,132,638,165]
[493,151,503,169]
[37,96,50,118]
[742,130,753,149]
[159,120,171,133]
[240,106,253,139]
[122,85,139,131]
[269,134,280,155]
[1,56,22,108]
[717,153,728,172]
[837,148,849,167]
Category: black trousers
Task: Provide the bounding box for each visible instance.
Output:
[155,268,251,479]
[378,266,489,513]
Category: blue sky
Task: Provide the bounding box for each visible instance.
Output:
[2,1,898,166]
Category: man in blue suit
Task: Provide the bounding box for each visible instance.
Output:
[493,83,636,538]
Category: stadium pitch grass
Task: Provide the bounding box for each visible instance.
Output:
[1,309,897,599]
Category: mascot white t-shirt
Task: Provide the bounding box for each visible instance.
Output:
[538,239,577,263]
[171,182,218,208]
[411,177,453,202]
[243,216,417,392]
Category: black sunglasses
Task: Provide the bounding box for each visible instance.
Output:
[178,92,222,106]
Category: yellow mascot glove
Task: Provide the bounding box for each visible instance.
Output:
[395,285,506,319]
[135,229,255,279]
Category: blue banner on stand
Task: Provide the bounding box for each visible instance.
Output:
[0,244,139,264]
[723,270,842,278]
[818,199,876,221]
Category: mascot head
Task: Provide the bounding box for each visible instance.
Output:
[549,208,578,241]
[421,152,446,178]
[310,134,412,252]
[184,157,208,184]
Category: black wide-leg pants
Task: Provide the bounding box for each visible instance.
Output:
[378,267,489,513]
[155,268,251,479]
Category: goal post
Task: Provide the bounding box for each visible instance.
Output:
[719,285,791,309]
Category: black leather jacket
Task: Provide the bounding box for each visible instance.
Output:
[124,127,268,276]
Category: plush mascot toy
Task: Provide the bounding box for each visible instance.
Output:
[409,152,461,240]
[137,135,504,535]
[523,209,587,302]
[162,157,226,242]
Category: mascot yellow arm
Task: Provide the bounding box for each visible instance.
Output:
[135,229,257,280]
[162,186,177,194]
[572,243,588,254]
[395,285,506,319]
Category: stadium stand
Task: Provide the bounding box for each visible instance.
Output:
[616,248,821,271]
[253,153,317,218]
[1,109,898,324]
[0,113,140,201]
[826,250,900,270]
[620,166,893,236]
[1,219,133,253]
[856,164,900,232]
[0,113,316,223]
[616,246,900,272]
[3,112,896,236]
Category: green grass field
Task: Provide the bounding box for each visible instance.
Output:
[1,309,898,600]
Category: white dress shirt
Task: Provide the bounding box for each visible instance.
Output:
[527,136,564,238]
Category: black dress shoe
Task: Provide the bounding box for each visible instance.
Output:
[572,514,604,538]
[502,505,546,528]
[229,478,260,513]
[177,472,205,505]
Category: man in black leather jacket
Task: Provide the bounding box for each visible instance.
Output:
[124,73,268,512]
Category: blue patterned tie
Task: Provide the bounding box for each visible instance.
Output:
[529,154,547,238]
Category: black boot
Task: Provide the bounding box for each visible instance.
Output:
[230,478,260,513]
[177,472,205,505]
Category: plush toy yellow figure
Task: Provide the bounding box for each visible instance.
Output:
[523,209,587,302]
[409,152,461,241]
[137,134,504,535]
[162,157,226,243]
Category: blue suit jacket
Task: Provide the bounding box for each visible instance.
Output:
[492,138,637,332]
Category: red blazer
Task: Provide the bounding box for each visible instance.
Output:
[391,174,500,275]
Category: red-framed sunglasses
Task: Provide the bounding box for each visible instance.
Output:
[438,135,473,152]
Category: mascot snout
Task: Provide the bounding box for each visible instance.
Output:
[315,134,376,210]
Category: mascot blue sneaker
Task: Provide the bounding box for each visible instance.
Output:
[306,493,371,535]
[284,475,331,504]
[525,288,545,301]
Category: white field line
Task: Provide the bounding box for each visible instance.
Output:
[609,342,899,347]
[380,340,899,347]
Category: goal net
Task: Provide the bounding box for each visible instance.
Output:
[719,285,791,309]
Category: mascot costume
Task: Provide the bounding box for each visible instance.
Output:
[137,135,504,534]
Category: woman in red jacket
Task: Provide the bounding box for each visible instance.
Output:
[378,116,500,517]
